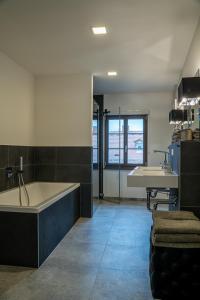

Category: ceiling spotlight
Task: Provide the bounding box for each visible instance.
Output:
[92,27,107,35]
[108,71,117,76]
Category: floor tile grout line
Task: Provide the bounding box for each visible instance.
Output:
[86,235,110,300]
[87,241,108,300]
[87,203,118,276]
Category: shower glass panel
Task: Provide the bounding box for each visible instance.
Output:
[104,107,148,202]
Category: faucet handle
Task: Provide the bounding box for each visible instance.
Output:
[5,167,14,179]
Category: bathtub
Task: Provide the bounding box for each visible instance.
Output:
[0,182,80,213]
[0,182,80,267]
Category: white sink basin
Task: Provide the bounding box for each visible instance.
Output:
[127,166,178,188]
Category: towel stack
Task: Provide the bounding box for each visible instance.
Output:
[152,211,200,248]
[193,130,200,141]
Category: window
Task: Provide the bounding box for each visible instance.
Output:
[92,119,98,164]
[105,115,147,168]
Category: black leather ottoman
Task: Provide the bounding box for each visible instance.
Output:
[150,237,200,299]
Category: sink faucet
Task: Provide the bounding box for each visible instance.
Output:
[153,150,170,170]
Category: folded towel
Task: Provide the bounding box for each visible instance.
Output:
[151,239,200,248]
[152,232,200,243]
[152,210,198,221]
[154,219,200,235]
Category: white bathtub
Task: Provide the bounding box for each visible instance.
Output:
[0,182,80,213]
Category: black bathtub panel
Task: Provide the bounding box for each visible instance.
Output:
[38,187,80,265]
[0,212,38,267]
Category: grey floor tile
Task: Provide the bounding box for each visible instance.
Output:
[75,217,113,231]
[1,267,97,300]
[43,240,106,272]
[66,226,111,245]
[94,206,118,218]
[0,266,34,296]
[90,268,153,300]
[100,244,149,272]
[107,227,137,246]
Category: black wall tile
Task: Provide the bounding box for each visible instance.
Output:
[55,164,92,183]
[0,146,9,168]
[35,165,55,182]
[56,147,92,165]
[23,166,36,184]
[0,169,7,192]
[8,146,27,167]
[35,147,56,165]
[26,147,35,165]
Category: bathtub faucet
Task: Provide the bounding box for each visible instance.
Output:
[19,156,24,173]
[17,156,30,206]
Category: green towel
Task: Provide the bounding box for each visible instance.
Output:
[153,232,200,243]
[152,210,199,221]
[154,219,200,234]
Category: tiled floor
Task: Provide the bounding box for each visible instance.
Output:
[0,200,154,300]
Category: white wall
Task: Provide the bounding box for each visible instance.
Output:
[0,51,34,145]
[182,18,200,77]
[0,52,93,147]
[104,92,173,198]
[35,74,93,146]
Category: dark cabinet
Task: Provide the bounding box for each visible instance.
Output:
[169,141,200,217]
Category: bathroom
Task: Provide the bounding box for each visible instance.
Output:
[0,0,200,299]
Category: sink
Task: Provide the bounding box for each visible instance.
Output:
[127,166,178,188]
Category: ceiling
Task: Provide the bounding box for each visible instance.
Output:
[0,0,199,94]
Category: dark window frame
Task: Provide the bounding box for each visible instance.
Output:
[105,115,148,170]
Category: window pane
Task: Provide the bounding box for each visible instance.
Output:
[93,120,98,148]
[127,119,144,165]
[93,134,97,148]
[93,120,97,132]
[128,119,143,132]
[108,149,124,164]
[108,133,124,148]
[109,119,124,133]
[128,149,143,164]
[93,148,97,164]
[128,133,143,149]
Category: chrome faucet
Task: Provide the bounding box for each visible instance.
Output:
[17,156,30,206]
[153,150,170,171]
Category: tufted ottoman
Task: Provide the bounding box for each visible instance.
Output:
[150,211,200,299]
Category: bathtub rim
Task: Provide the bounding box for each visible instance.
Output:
[0,182,80,213]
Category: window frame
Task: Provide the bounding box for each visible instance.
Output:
[105,115,148,169]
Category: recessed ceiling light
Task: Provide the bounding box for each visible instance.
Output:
[108,71,117,76]
[92,26,107,35]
